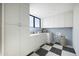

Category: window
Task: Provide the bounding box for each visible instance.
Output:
[30,16,34,27]
[30,15,41,28]
[35,18,40,28]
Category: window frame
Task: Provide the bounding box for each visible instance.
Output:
[30,15,41,28]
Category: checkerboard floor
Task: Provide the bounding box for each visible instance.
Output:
[28,42,76,56]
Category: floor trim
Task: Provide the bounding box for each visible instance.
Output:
[27,51,34,56]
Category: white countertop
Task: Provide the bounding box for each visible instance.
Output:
[30,33,49,36]
[30,33,40,36]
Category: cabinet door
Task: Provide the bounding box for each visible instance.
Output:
[19,4,29,26]
[19,4,30,55]
[42,14,64,28]
[64,11,73,27]
[4,25,20,56]
[4,4,20,25]
[4,3,29,56]
[20,26,30,56]
[54,14,64,27]
[4,4,20,56]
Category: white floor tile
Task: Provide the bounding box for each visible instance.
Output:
[42,45,52,51]
[61,50,76,56]
[66,45,73,48]
[46,51,59,56]
[31,53,39,56]
[53,44,62,50]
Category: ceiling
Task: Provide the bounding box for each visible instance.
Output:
[30,3,74,18]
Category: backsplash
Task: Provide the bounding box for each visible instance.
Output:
[44,27,72,46]
[30,27,41,33]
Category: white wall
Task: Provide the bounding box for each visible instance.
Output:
[0,3,2,56]
[42,11,73,28]
[73,4,79,56]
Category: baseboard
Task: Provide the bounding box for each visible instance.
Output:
[40,44,45,47]
[27,51,34,56]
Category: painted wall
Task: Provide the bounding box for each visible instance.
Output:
[45,27,72,46]
[73,4,79,56]
[0,3,2,56]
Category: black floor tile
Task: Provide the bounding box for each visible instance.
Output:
[46,43,54,46]
[63,46,75,54]
[35,48,48,56]
[55,42,61,45]
[50,47,62,56]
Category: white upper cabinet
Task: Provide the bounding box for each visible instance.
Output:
[64,11,73,27]
[42,14,64,28]
[42,11,73,28]
[53,14,64,27]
